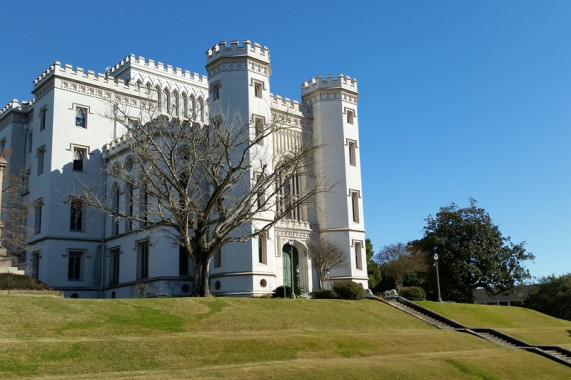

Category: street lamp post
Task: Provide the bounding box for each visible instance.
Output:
[434,253,442,302]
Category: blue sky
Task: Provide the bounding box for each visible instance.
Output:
[1,1,570,279]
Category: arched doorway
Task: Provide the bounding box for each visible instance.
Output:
[282,244,299,290]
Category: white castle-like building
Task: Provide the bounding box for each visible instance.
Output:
[0,40,366,298]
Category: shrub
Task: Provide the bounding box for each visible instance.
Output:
[272,285,302,298]
[310,289,337,299]
[332,281,365,300]
[0,273,53,290]
[400,286,426,301]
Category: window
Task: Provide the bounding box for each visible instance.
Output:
[68,250,83,280]
[350,190,360,223]
[162,89,169,114]
[214,249,221,268]
[22,170,30,195]
[346,109,354,124]
[109,248,120,285]
[258,234,267,264]
[198,97,204,122]
[137,241,149,279]
[73,147,87,171]
[179,245,189,275]
[34,199,43,234]
[37,146,45,175]
[348,140,357,166]
[125,182,133,232]
[124,156,134,172]
[27,132,33,153]
[32,252,40,279]
[75,107,87,128]
[212,83,220,100]
[171,92,179,115]
[254,116,264,144]
[254,81,263,98]
[256,173,265,209]
[70,198,84,231]
[182,95,188,118]
[0,139,6,155]
[355,241,363,270]
[280,173,302,221]
[111,184,120,235]
[40,108,47,130]
[139,184,148,228]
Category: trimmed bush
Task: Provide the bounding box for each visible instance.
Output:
[310,289,337,299]
[332,281,365,300]
[272,285,302,298]
[0,273,53,290]
[400,286,426,301]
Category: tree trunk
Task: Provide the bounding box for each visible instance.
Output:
[193,253,212,297]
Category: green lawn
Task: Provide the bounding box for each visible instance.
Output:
[418,301,571,348]
[0,296,569,379]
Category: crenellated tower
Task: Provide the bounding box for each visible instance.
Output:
[302,74,368,287]
[205,40,275,295]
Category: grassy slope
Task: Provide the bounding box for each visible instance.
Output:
[418,301,571,348]
[0,296,568,379]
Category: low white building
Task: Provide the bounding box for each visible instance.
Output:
[0,40,367,298]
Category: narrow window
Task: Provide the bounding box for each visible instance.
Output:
[198,97,204,122]
[162,89,169,114]
[73,147,86,171]
[37,147,45,175]
[68,251,83,280]
[212,83,220,100]
[125,182,133,232]
[171,92,179,115]
[355,241,363,270]
[254,116,264,144]
[139,184,148,228]
[32,252,40,279]
[346,109,354,124]
[0,139,6,155]
[179,245,189,275]
[75,108,87,128]
[137,241,149,279]
[254,82,263,98]
[27,132,33,153]
[351,190,360,223]
[214,249,221,268]
[34,199,43,234]
[109,248,120,285]
[70,198,84,232]
[182,95,188,118]
[189,96,196,119]
[22,170,30,195]
[40,108,47,130]
[256,173,265,209]
[111,184,120,235]
[258,235,267,264]
[348,140,356,166]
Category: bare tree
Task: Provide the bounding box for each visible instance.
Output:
[308,238,347,289]
[376,242,428,293]
[75,98,323,296]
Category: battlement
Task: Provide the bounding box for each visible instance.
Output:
[270,93,303,116]
[102,131,133,158]
[108,54,208,84]
[206,40,270,65]
[33,61,121,90]
[0,98,34,118]
[301,74,358,96]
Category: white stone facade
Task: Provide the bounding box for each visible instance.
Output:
[0,40,367,298]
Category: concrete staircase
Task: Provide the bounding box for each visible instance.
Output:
[378,296,571,368]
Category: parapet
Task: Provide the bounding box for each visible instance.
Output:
[206,40,270,65]
[269,93,303,116]
[301,74,358,97]
[0,99,34,119]
[108,54,207,84]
